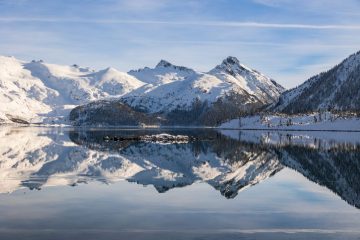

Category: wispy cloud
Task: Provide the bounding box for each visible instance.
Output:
[253,0,360,14]
[0,0,359,89]
[106,0,169,12]
[1,17,360,30]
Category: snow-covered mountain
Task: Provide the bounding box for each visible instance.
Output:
[71,57,284,126]
[273,51,360,113]
[3,51,360,126]
[128,59,196,85]
[123,57,284,113]
[0,56,145,124]
[0,55,283,126]
[209,56,284,104]
[123,60,200,113]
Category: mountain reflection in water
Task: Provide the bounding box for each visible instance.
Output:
[0,127,359,209]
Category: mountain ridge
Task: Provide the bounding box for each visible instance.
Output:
[36,57,284,126]
[273,51,360,114]
[5,51,360,127]
[0,55,147,124]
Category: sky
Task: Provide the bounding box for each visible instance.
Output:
[0,0,360,88]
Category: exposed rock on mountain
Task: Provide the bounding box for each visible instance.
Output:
[274,51,360,113]
[71,57,284,126]
[70,100,159,126]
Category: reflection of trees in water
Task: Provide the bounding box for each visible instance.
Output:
[278,144,360,208]
[70,129,282,198]
[69,129,360,206]
[1,128,359,208]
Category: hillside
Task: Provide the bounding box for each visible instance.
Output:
[273,51,360,114]
[0,56,145,124]
[71,57,284,126]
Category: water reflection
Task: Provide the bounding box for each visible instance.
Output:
[0,127,359,209]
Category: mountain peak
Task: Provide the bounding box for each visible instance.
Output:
[211,56,253,76]
[104,67,118,73]
[156,59,173,68]
[154,59,195,73]
[222,56,240,66]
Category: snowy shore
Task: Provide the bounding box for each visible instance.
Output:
[219,112,360,131]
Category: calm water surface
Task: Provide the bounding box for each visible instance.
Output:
[0,127,360,240]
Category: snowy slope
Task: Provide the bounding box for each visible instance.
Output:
[0,56,145,124]
[70,57,284,126]
[123,57,284,113]
[219,112,360,131]
[123,72,253,113]
[273,51,360,113]
[128,60,196,85]
[0,55,284,126]
[0,57,57,123]
[122,57,284,118]
[209,56,285,104]
[124,60,200,112]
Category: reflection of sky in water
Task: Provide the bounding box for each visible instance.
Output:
[0,128,360,240]
[0,168,360,240]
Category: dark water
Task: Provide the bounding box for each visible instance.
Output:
[0,127,360,240]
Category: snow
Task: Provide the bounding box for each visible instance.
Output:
[273,51,360,111]
[124,73,241,113]
[140,134,190,144]
[219,112,360,131]
[209,56,284,104]
[0,55,284,125]
[128,60,195,85]
[123,57,284,113]
[0,56,146,124]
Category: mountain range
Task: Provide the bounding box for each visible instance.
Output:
[0,51,359,126]
[69,51,360,126]
[0,55,284,125]
[0,56,144,124]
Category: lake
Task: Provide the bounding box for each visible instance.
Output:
[0,127,360,240]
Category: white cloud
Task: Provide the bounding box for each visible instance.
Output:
[1,1,359,89]
[253,0,290,7]
[1,17,360,30]
[253,0,360,16]
[108,0,169,12]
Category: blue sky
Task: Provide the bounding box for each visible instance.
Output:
[1,0,360,88]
